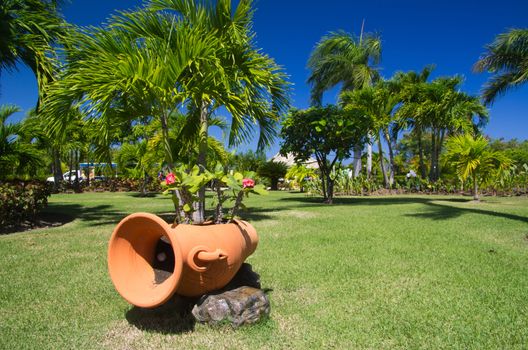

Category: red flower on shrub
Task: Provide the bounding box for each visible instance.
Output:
[165,172,176,185]
[242,178,255,189]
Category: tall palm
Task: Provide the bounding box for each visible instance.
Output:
[341,83,399,188]
[474,28,528,105]
[307,30,381,177]
[393,65,435,178]
[398,76,488,181]
[150,0,289,222]
[444,134,510,200]
[44,1,289,223]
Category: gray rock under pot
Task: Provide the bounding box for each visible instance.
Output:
[192,286,270,327]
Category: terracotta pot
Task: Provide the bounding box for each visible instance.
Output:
[107,212,258,308]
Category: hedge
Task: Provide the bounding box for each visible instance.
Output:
[0,180,51,230]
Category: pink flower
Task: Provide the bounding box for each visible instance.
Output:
[242,178,255,188]
[165,172,176,185]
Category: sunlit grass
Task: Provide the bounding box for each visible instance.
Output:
[1,192,527,349]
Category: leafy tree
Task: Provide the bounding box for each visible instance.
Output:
[257,160,287,190]
[228,150,266,173]
[489,138,528,166]
[307,29,381,177]
[280,105,368,203]
[444,134,510,200]
[474,28,528,104]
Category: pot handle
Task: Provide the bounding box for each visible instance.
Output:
[188,246,228,272]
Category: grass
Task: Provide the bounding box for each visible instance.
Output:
[1,191,528,349]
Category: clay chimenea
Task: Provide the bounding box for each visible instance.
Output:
[107,212,258,308]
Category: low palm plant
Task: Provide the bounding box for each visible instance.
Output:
[444,134,510,200]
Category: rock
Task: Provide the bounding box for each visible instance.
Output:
[192,286,270,327]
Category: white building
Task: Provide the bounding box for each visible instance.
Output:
[269,152,319,169]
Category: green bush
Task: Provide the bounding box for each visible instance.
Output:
[0,181,52,230]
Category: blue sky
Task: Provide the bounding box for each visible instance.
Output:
[1,0,527,158]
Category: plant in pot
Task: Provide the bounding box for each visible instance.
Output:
[107,163,267,308]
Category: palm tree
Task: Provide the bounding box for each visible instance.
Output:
[43,0,289,223]
[393,65,435,178]
[0,105,44,178]
[341,83,399,188]
[444,134,510,200]
[398,76,488,181]
[150,0,289,222]
[307,29,381,177]
[0,0,65,103]
[474,28,528,105]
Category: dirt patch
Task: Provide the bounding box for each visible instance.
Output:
[0,211,74,235]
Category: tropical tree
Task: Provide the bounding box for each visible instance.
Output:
[0,0,65,102]
[444,134,510,200]
[228,150,266,173]
[474,28,528,104]
[150,0,289,222]
[307,29,381,177]
[285,164,318,193]
[257,160,287,190]
[340,82,399,187]
[393,65,435,178]
[397,76,488,181]
[280,105,368,203]
[0,105,45,178]
[43,0,289,223]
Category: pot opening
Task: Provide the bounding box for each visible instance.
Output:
[152,235,175,284]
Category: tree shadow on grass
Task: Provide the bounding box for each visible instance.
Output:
[125,295,197,334]
[45,203,127,227]
[280,195,528,224]
[405,201,528,223]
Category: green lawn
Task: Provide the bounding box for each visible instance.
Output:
[1,191,528,349]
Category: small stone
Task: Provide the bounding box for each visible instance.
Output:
[192,286,270,327]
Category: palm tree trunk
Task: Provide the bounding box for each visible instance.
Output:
[377,137,389,188]
[437,130,445,180]
[473,173,479,201]
[193,100,208,224]
[417,128,426,179]
[429,130,436,181]
[384,130,395,187]
[74,150,81,193]
[68,149,73,185]
[352,144,362,177]
[160,112,173,168]
[366,135,372,180]
[52,147,62,192]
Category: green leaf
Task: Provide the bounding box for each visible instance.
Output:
[250,184,268,195]
[183,203,192,212]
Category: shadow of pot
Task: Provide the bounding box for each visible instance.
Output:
[108,212,258,308]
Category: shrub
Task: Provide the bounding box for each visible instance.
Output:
[0,180,52,230]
